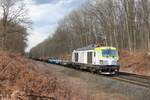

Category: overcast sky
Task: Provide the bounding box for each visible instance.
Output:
[25,0,86,52]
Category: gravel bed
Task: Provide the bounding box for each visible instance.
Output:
[34,61,150,100]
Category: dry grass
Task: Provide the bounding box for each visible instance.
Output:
[0,51,93,100]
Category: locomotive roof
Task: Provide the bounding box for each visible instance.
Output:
[75,44,96,51]
[74,44,117,51]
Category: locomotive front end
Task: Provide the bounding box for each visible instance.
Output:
[95,47,120,74]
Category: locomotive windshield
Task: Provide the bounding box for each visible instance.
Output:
[102,49,118,57]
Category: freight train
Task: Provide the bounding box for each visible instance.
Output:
[34,44,120,75]
[71,44,120,74]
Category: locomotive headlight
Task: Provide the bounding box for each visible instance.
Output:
[112,60,118,65]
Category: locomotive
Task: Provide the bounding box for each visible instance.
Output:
[72,44,120,74]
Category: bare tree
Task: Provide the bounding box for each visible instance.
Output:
[0,0,29,51]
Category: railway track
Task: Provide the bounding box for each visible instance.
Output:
[35,59,150,89]
[62,63,150,89]
[111,74,150,88]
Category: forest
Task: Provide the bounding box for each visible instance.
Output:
[30,0,150,58]
[0,0,29,54]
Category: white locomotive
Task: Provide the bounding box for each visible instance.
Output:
[72,44,120,74]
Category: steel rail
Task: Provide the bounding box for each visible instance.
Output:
[112,76,150,88]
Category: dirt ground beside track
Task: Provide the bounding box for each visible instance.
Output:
[120,50,150,76]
